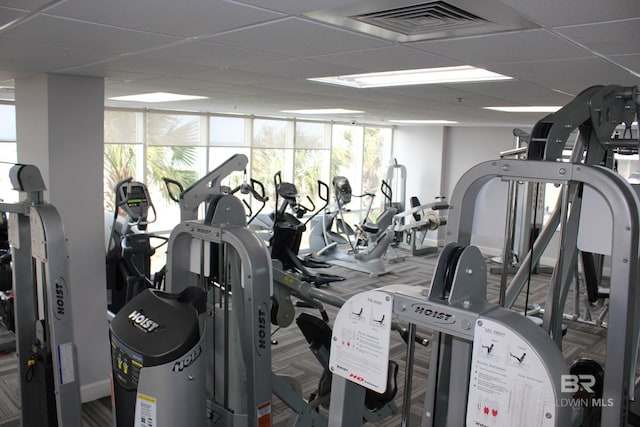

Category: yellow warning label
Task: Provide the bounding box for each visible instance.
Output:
[137,393,157,404]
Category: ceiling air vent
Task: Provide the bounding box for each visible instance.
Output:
[350,2,488,37]
[305,0,538,42]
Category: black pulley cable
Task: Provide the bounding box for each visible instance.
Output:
[442,245,465,300]
[524,183,541,317]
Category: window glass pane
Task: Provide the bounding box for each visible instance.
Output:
[148,113,203,146]
[331,124,362,179]
[0,105,16,141]
[0,142,17,202]
[145,146,208,231]
[210,116,247,147]
[209,147,251,191]
[331,124,364,214]
[294,149,330,208]
[295,122,330,149]
[104,143,144,211]
[253,119,292,149]
[105,110,143,143]
[364,127,393,218]
[252,148,293,204]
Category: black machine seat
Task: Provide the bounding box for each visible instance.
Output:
[296,313,398,411]
[361,222,380,234]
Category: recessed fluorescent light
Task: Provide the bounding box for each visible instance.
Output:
[388,119,458,124]
[281,108,364,114]
[309,66,512,88]
[484,106,562,113]
[108,92,208,102]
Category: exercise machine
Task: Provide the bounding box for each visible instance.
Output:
[0,164,82,426]
[308,177,396,277]
[110,286,208,427]
[392,196,448,256]
[446,85,640,425]
[0,207,15,352]
[328,244,571,426]
[270,172,343,287]
[106,178,167,314]
[112,154,273,426]
[327,85,640,427]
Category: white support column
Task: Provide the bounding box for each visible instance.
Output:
[15,73,110,402]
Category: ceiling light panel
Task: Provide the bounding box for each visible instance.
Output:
[309,66,512,88]
[108,92,208,102]
[484,106,562,112]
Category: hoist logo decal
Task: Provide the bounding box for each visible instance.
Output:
[173,345,202,372]
[128,310,161,333]
[53,279,68,321]
[412,304,456,324]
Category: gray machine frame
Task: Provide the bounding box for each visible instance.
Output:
[445,158,639,426]
[164,154,273,426]
[328,245,571,427]
[1,164,82,427]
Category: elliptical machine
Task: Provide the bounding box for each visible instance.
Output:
[106,178,167,314]
[308,177,396,277]
[270,172,344,287]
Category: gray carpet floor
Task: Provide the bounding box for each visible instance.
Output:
[0,246,614,426]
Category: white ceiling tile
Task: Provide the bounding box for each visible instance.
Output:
[2,15,180,55]
[70,56,214,77]
[46,0,284,38]
[236,58,362,79]
[142,41,290,68]
[308,45,461,72]
[0,6,27,27]
[232,0,358,15]
[610,54,640,73]
[497,0,640,27]
[204,17,393,57]
[0,38,108,72]
[0,0,50,10]
[555,18,640,55]
[410,29,593,65]
[490,57,640,95]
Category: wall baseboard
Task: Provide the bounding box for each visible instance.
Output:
[81,378,110,403]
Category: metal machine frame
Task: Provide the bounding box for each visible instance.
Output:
[1,164,82,427]
[445,158,639,425]
[328,244,571,427]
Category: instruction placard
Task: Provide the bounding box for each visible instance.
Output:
[329,290,393,393]
[135,393,157,427]
[466,318,556,427]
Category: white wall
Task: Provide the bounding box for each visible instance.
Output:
[442,127,516,254]
[393,126,521,253]
[393,126,445,245]
[393,126,445,206]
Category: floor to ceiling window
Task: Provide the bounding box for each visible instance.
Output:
[102,108,394,253]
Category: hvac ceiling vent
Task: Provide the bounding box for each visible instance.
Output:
[305,0,538,42]
[350,2,487,37]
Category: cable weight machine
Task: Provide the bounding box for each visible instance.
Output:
[0,164,82,426]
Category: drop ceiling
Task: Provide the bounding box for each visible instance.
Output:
[0,0,638,127]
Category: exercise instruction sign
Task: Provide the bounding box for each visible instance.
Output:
[329,290,392,393]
